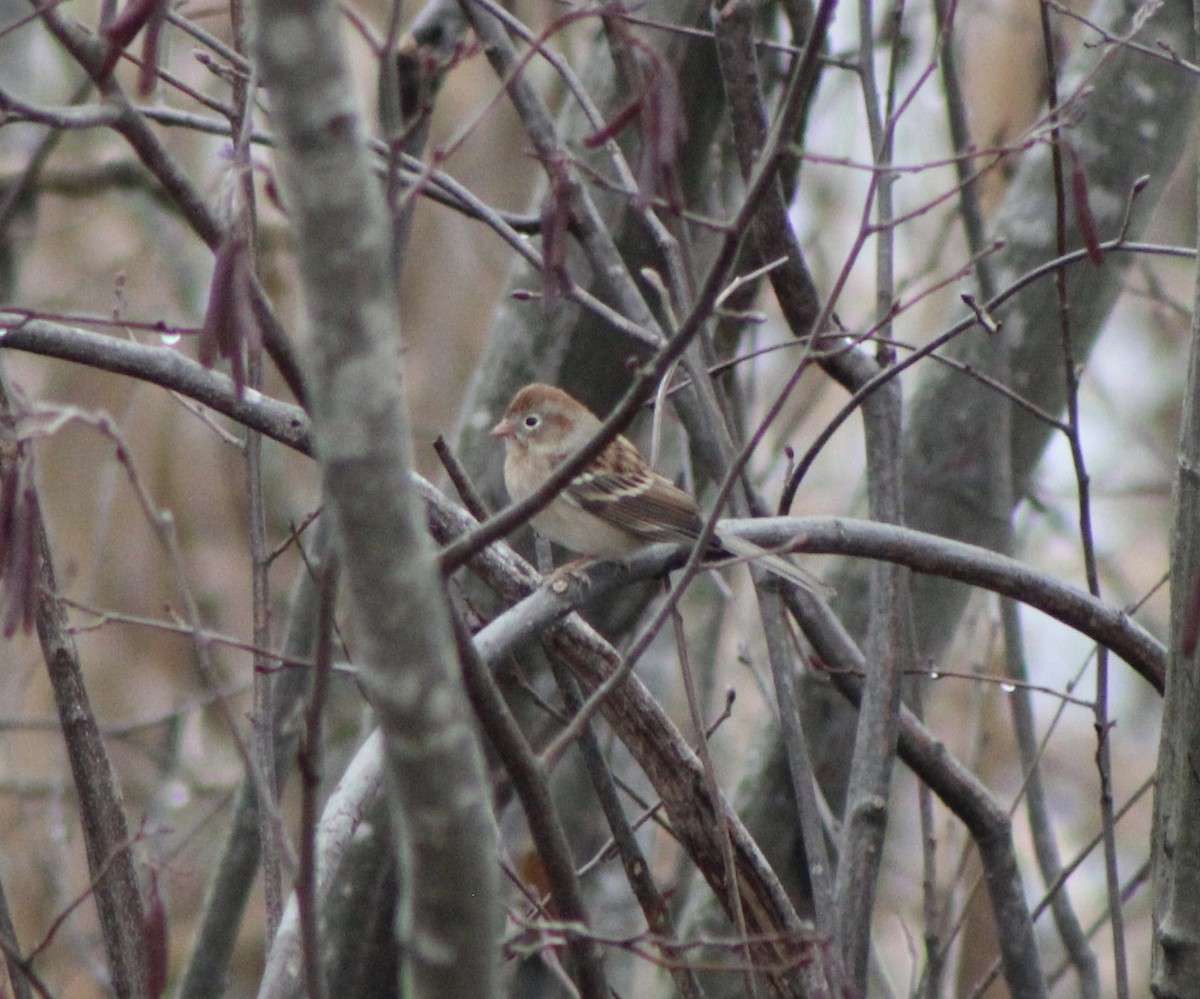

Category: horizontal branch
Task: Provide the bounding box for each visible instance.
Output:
[724,516,1164,692]
[0,314,1161,691]
[0,315,312,454]
[418,478,1047,995]
[475,516,1164,693]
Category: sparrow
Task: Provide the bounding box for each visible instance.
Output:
[490,383,821,590]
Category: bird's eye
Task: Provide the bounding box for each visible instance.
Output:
[523,414,540,429]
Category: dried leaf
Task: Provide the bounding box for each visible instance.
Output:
[581,26,687,209]
[199,233,259,396]
[1067,143,1104,266]
[637,58,687,209]
[144,869,169,999]
[136,8,167,97]
[539,159,572,309]
[0,442,39,637]
[100,0,167,83]
[1182,568,1200,657]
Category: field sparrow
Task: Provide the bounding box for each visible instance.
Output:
[491,383,820,590]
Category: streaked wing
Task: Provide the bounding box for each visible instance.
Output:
[567,439,702,543]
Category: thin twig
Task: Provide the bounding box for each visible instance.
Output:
[0,374,148,996]
[1001,597,1099,996]
[668,588,760,999]
[297,550,337,999]
[831,1,913,987]
[543,654,706,999]
[1037,3,1128,993]
[0,872,36,999]
[451,603,610,999]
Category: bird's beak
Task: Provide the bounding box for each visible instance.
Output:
[490,419,514,439]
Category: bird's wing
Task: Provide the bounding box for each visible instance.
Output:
[565,439,703,544]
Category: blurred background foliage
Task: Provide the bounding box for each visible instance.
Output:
[0,0,1191,994]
